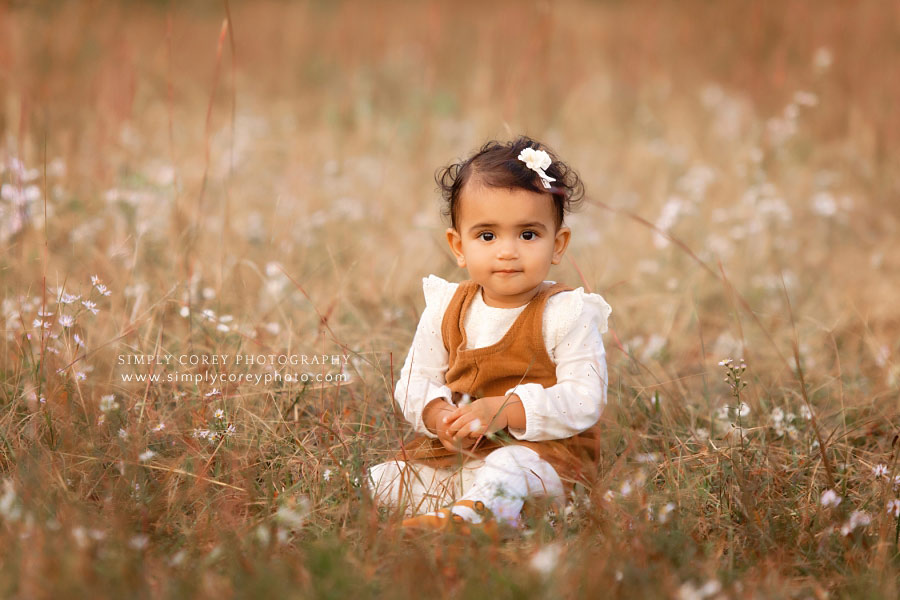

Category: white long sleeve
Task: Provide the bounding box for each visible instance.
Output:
[504,299,609,441]
[394,275,611,442]
[393,277,458,438]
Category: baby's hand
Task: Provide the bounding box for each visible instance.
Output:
[444,396,509,443]
[426,401,475,452]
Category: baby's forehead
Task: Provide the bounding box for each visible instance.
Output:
[457,184,556,225]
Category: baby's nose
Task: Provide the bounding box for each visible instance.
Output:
[496,240,518,257]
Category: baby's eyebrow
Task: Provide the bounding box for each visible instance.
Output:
[468,221,548,233]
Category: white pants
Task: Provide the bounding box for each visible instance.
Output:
[365,445,565,526]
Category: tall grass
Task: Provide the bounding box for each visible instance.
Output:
[1,0,899,597]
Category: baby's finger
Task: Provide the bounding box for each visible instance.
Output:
[454,417,483,441]
[442,405,468,426]
[447,413,469,438]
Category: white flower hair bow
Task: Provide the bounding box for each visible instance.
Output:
[517,147,556,189]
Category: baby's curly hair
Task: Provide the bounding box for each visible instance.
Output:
[435,135,585,231]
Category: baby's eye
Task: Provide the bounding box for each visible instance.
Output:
[521,230,539,241]
[477,232,495,242]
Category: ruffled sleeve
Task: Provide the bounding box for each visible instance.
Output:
[393,275,458,438]
[506,287,611,441]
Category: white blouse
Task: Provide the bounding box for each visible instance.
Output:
[394,274,612,442]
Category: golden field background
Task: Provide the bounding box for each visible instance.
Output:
[1,1,899,597]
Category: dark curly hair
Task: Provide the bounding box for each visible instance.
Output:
[435,135,585,232]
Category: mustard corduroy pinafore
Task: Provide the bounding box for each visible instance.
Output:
[394,279,603,495]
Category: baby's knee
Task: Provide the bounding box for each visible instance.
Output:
[483,445,540,468]
[365,461,405,506]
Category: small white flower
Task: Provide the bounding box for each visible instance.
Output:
[58,292,81,304]
[205,388,221,398]
[887,499,900,518]
[323,468,332,482]
[517,147,556,188]
[892,475,900,491]
[129,534,149,550]
[118,428,128,440]
[658,502,676,523]
[152,422,166,432]
[841,510,871,536]
[73,333,85,347]
[59,314,75,328]
[214,408,225,420]
[139,449,156,462]
[873,464,889,478]
[224,423,236,437]
[518,147,552,172]
[718,358,732,367]
[529,542,562,577]
[99,394,120,413]
[91,275,101,286]
[81,300,99,315]
[737,402,751,417]
[179,306,190,318]
[820,489,842,508]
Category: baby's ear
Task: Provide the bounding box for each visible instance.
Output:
[445,228,466,267]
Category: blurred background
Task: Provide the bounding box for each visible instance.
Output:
[1,1,900,596]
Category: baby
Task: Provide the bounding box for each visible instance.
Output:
[367,136,611,535]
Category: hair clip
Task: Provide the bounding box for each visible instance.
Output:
[517,147,556,189]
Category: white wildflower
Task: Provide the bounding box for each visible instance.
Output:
[152,422,166,432]
[58,292,81,304]
[813,47,833,72]
[887,499,900,518]
[81,300,99,315]
[59,314,75,328]
[205,388,221,398]
[138,449,156,462]
[99,394,119,413]
[529,542,562,577]
[840,511,871,536]
[677,579,722,600]
[873,464,889,478]
[118,428,128,440]
[794,91,818,107]
[658,502,676,523]
[129,534,149,550]
[737,402,751,417]
[73,333,85,347]
[213,408,225,420]
[820,489,841,508]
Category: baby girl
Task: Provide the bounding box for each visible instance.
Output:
[366,136,611,536]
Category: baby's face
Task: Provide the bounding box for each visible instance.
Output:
[446,182,571,308]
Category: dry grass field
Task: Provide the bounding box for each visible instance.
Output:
[1,1,899,597]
